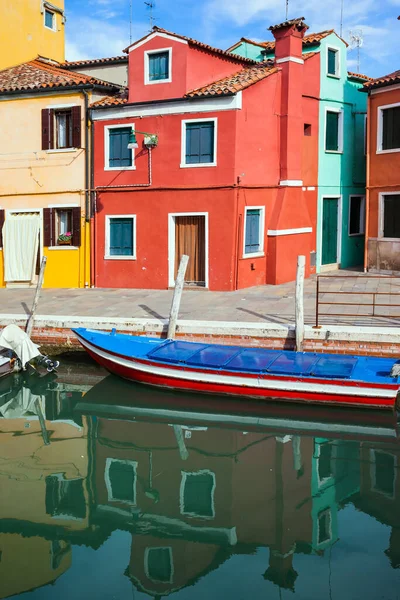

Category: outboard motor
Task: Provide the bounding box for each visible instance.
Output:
[0,324,59,373]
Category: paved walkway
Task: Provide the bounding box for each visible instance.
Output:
[2,269,400,328]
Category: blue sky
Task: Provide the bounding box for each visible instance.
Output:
[65,0,399,78]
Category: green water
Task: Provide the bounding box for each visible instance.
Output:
[1,367,400,599]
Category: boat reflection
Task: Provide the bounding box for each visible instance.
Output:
[0,374,399,598]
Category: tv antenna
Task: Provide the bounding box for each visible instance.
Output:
[129,0,133,43]
[145,1,156,30]
[285,0,289,20]
[349,29,364,73]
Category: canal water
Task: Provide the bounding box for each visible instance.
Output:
[1,363,400,600]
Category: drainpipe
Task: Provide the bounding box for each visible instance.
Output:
[82,90,90,288]
[364,93,371,272]
[89,106,96,288]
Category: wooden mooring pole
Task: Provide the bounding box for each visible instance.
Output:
[26,256,47,338]
[295,255,305,352]
[167,254,189,339]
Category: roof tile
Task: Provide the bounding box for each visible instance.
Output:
[62,56,128,69]
[185,63,278,98]
[227,30,346,54]
[0,58,121,94]
[363,70,400,90]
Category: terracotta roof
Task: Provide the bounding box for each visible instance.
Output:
[347,71,373,81]
[185,63,278,98]
[303,51,318,61]
[91,93,128,108]
[124,26,257,65]
[62,56,128,69]
[269,17,308,32]
[228,30,340,54]
[0,57,121,94]
[362,70,400,91]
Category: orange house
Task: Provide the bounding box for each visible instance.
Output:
[364,70,400,272]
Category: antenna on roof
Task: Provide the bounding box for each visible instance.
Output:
[129,0,133,43]
[145,1,156,31]
[285,0,289,20]
[349,29,363,73]
[340,0,344,37]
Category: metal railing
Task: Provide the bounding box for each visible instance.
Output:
[315,275,400,327]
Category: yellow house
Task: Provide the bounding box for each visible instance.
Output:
[0,57,121,288]
[1,0,65,70]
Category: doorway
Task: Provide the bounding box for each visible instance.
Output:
[3,211,41,286]
[321,198,340,268]
[169,214,208,288]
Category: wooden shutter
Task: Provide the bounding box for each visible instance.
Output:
[71,207,82,247]
[327,49,336,75]
[43,208,55,247]
[0,210,5,248]
[109,127,132,168]
[325,111,339,151]
[41,108,54,150]
[245,210,260,253]
[185,122,214,164]
[71,106,82,149]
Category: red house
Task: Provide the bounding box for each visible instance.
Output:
[91,18,319,290]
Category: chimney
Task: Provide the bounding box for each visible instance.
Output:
[269,17,308,184]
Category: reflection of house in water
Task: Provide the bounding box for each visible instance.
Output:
[0,374,96,599]
[89,415,364,596]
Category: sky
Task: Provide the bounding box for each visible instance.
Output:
[65,0,399,78]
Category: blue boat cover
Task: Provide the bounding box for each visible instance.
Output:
[267,353,319,375]
[186,345,240,367]
[148,340,208,363]
[224,348,278,372]
[312,356,357,379]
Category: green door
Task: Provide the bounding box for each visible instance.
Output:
[322,198,339,265]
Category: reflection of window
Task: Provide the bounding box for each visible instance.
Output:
[317,442,334,485]
[45,474,86,519]
[105,458,137,504]
[180,470,215,519]
[371,450,396,498]
[51,540,70,570]
[317,509,332,544]
[145,547,173,583]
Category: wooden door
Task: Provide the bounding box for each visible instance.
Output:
[322,199,339,265]
[174,216,206,286]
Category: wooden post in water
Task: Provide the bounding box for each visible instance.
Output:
[34,398,50,446]
[295,255,305,352]
[167,254,189,339]
[26,256,47,338]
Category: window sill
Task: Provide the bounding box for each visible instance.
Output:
[180,163,217,169]
[376,148,400,154]
[325,150,343,154]
[145,78,172,85]
[348,233,365,238]
[242,252,265,259]
[48,246,79,250]
[104,166,136,171]
[104,255,136,260]
[327,73,340,79]
[46,148,78,154]
[377,237,400,242]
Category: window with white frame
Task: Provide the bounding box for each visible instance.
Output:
[243,207,264,257]
[181,119,217,167]
[378,104,400,152]
[44,8,56,30]
[106,126,135,170]
[349,196,365,236]
[317,508,332,545]
[327,47,339,77]
[145,547,173,583]
[316,441,334,486]
[180,470,215,519]
[381,194,400,238]
[325,109,343,152]
[105,458,137,504]
[105,215,136,259]
[145,48,172,84]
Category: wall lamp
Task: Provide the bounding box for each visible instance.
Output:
[128,129,159,149]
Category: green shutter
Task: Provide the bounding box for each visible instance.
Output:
[109,127,132,168]
[149,51,169,81]
[326,111,339,151]
[382,107,400,150]
[327,49,337,75]
[245,209,261,254]
[110,218,134,256]
[185,122,214,164]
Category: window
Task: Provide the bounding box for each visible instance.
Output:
[317,509,332,544]
[105,458,137,504]
[325,109,342,152]
[43,206,81,247]
[41,106,81,150]
[349,196,365,236]
[180,470,215,519]
[45,474,86,519]
[244,207,264,257]
[44,8,55,30]
[371,450,396,498]
[379,105,400,152]
[105,126,135,170]
[316,441,334,485]
[105,216,136,259]
[149,51,170,81]
[145,548,173,583]
[181,119,217,167]
[51,540,70,571]
[327,47,339,77]
[304,123,312,136]
[381,194,400,238]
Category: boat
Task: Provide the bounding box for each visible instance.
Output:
[72,328,400,411]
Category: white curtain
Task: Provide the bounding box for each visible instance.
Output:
[3,213,40,282]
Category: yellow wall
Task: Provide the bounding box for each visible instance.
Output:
[0,92,92,288]
[0,0,65,70]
